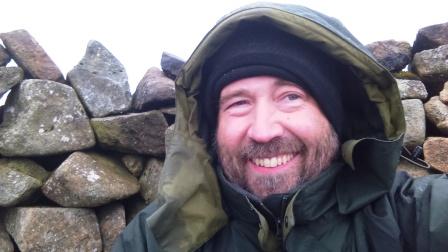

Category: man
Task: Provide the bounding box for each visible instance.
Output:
[113,3,448,251]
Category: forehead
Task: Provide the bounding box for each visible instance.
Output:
[219,76,307,97]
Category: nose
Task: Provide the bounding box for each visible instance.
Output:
[247,101,284,143]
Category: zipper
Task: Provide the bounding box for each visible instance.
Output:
[257,195,289,250]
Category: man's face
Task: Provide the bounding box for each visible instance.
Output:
[216,76,339,199]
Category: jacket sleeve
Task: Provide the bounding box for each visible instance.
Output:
[391,171,448,252]
[112,203,163,252]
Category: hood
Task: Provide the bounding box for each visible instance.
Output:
[148,3,405,251]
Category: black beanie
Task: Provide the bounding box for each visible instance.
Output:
[201,22,346,141]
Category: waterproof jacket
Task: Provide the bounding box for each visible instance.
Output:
[113,3,448,252]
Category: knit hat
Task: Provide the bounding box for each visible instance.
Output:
[201,22,346,141]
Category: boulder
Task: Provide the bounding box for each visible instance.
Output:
[42,152,140,207]
[402,99,426,149]
[424,96,448,135]
[121,154,145,177]
[423,137,448,173]
[412,22,448,54]
[0,217,13,252]
[160,51,185,80]
[67,40,132,117]
[132,67,175,111]
[0,158,49,207]
[440,81,448,104]
[0,66,24,99]
[0,79,95,156]
[411,45,448,95]
[0,44,11,66]
[396,79,428,100]
[4,207,102,252]
[97,202,126,252]
[0,29,64,82]
[366,40,411,72]
[91,111,168,156]
[139,158,164,203]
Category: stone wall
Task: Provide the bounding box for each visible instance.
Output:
[1,21,448,251]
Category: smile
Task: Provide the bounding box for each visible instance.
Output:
[252,154,294,168]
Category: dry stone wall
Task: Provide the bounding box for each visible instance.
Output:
[1,21,448,251]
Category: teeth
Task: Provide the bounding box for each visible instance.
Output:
[253,154,294,168]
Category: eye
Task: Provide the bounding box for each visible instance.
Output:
[285,93,301,101]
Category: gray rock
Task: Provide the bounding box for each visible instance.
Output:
[139,158,163,203]
[402,99,426,149]
[4,207,102,252]
[160,52,185,80]
[423,137,448,173]
[0,66,24,99]
[0,217,13,252]
[412,22,448,54]
[0,158,49,207]
[440,81,448,104]
[424,96,448,135]
[121,154,144,177]
[411,45,448,94]
[0,45,11,66]
[67,40,132,117]
[366,40,411,72]
[132,67,175,111]
[91,111,168,156]
[97,202,126,252]
[396,79,428,100]
[42,152,140,207]
[0,79,95,156]
[0,30,64,82]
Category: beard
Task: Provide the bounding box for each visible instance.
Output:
[216,126,340,199]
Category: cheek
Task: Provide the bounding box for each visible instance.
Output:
[216,116,248,149]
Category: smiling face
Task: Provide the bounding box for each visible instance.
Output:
[216,76,339,199]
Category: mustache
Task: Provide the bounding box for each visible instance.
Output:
[240,137,306,159]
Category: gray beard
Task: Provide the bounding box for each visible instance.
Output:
[216,127,340,198]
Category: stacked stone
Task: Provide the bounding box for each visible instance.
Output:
[0,29,184,251]
[366,21,448,177]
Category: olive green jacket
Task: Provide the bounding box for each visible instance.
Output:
[113,3,448,251]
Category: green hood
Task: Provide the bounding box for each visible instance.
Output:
[149,3,405,251]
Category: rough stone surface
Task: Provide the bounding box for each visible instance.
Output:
[132,67,175,111]
[97,202,126,252]
[396,79,428,100]
[67,40,132,117]
[412,22,448,54]
[440,81,448,104]
[0,79,96,156]
[423,137,448,172]
[0,66,24,99]
[424,96,448,135]
[402,99,426,149]
[0,45,11,66]
[0,217,13,252]
[366,40,412,72]
[91,111,168,156]
[160,51,185,80]
[121,154,144,177]
[0,158,49,207]
[139,158,164,203]
[411,45,448,93]
[0,30,64,82]
[42,152,140,207]
[4,207,102,252]
[396,159,431,178]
